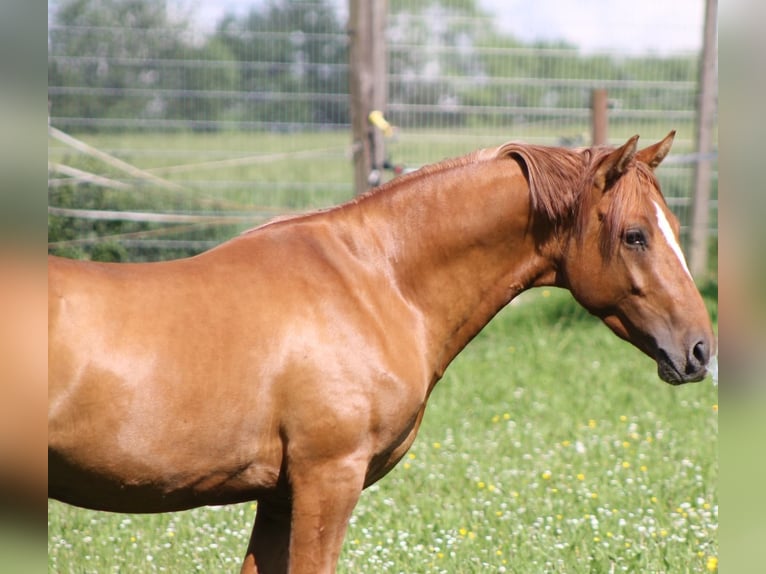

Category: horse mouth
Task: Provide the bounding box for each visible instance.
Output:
[656,349,708,385]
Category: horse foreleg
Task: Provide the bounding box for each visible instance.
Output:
[286,457,366,574]
[241,499,291,574]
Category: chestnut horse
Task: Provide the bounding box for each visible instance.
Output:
[48,133,715,573]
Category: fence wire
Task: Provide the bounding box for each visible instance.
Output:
[48,0,716,262]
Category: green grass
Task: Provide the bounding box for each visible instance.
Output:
[48,128,717,260]
[48,127,708,263]
[47,126,704,215]
[48,288,718,573]
[48,131,356,213]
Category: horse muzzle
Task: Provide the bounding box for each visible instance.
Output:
[655,336,715,385]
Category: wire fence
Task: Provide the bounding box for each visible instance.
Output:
[48,0,717,262]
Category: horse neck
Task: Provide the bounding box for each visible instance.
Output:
[347,159,562,378]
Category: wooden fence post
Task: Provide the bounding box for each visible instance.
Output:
[689,0,718,279]
[591,89,608,146]
[349,0,387,195]
[370,0,388,176]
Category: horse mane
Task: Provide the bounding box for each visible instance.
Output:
[366,142,587,226]
[494,142,587,224]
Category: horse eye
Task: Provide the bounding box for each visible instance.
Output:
[624,229,646,247]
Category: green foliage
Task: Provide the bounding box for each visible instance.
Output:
[49,0,204,130]
[213,0,348,126]
[384,2,699,129]
[49,0,349,130]
[49,0,700,131]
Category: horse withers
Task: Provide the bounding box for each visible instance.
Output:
[48,132,715,573]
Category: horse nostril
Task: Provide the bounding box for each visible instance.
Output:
[691,340,709,367]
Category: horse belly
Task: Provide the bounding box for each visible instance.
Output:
[48,334,285,512]
[48,446,282,513]
[48,367,285,513]
[48,274,285,511]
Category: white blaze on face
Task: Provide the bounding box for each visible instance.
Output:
[652,200,692,278]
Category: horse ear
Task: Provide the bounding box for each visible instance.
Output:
[635,130,676,170]
[594,135,639,191]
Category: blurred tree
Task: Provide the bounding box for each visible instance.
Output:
[386,0,698,127]
[48,0,236,130]
[214,0,348,127]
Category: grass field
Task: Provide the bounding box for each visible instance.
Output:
[47,124,704,214]
[47,288,718,573]
[48,126,712,264]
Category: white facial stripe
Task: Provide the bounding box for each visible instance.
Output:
[653,200,691,278]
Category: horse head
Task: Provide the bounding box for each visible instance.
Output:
[560,132,716,384]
